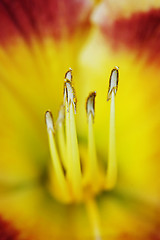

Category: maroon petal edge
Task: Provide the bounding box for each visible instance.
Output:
[101,8,160,63]
[0,215,20,240]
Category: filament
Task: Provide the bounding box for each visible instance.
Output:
[86,198,102,240]
[45,111,70,202]
[105,67,119,189]
[57,106,67,168]
[69,102,82,200]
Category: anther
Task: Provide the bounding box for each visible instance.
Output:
[64,80,77,113]
[45,110,55,133]
[57,105,65,125]
[65,68,72,82]
[107,66,119,101]
[86,92,96,119]
[64,68,73,107]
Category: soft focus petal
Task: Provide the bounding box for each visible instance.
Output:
[0,215,20,240]
[0,0,93,184]
[0,187,160,239]
[0,0,160,239]
[0,0,92,44]
[75,16,160,234]
[92,0,160,25]
[76,3,160,201]
[93,3,160,64]
[99,191,160,239]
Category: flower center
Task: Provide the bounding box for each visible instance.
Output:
[45,67,119,204]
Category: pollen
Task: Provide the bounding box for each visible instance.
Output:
[45,68,119,203]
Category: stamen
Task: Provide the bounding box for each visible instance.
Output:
[45,111,70,202]
[56,105,67,168]
[84,92,100,191]
[64,69,82,200]
[64,69,73,179]
[105,67,119,189]
[107,66,119,101]
[45,67,120,203]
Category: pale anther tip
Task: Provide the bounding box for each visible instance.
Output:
[65,68,72,82]
[115,66,119,70]
[64,80,76,113]
[86,91,96,118]
[45,110,55,133]
[57,105,65,124]
[107,67,119,101]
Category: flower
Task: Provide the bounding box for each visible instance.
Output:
[0,0,160,239]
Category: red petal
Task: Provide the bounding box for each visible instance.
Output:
[100,8,160,63]
[0,0,92,45]
[0,215,20,240]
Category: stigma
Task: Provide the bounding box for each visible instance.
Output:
[45,68,119,203]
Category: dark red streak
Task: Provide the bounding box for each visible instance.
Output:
[0,215,20,240]
[102,8,160,63]
[0,0,91,46]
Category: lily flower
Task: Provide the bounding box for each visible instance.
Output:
[0,0,160,239]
